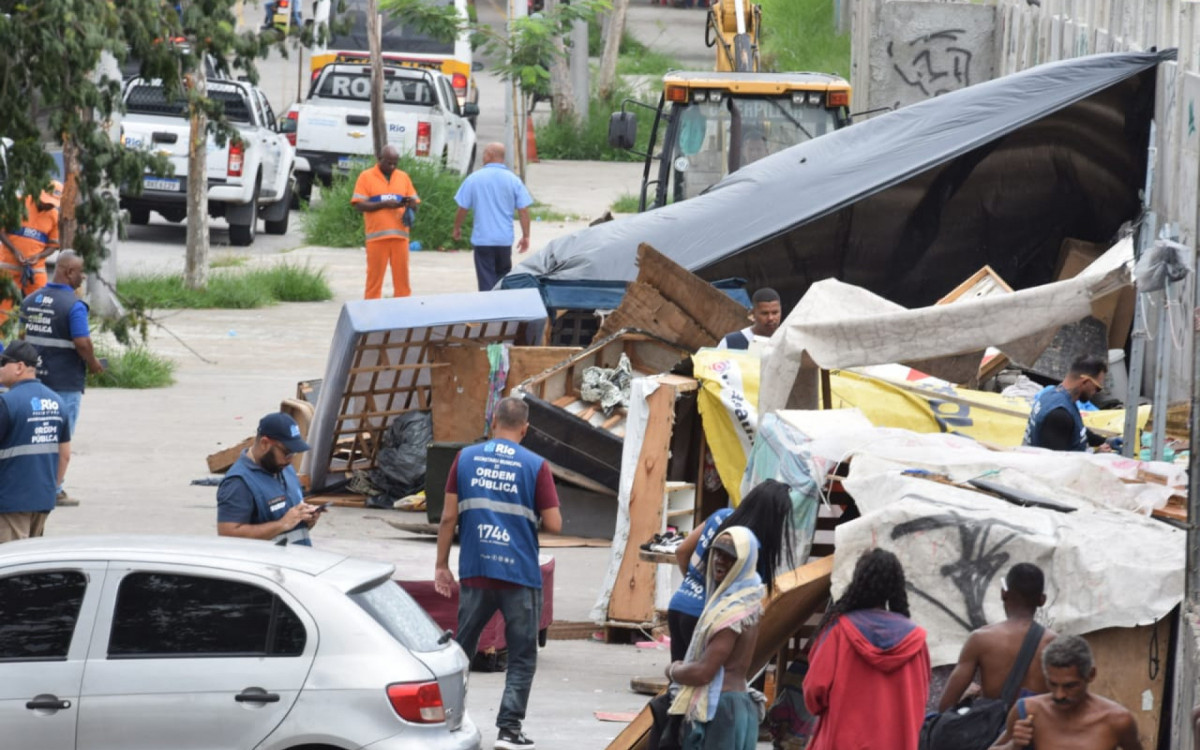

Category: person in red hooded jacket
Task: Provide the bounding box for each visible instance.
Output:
[803,548,931,750]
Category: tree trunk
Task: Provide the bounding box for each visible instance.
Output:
[184,66,209,291]
[60,135,81,255]
[598,0,629,101]
[367,0,387,159]
[545,0,575,123]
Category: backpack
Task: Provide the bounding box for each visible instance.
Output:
[919,622,1045,750]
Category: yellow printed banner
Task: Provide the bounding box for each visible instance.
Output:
[693,349,762,505]
[692,354,1149,503]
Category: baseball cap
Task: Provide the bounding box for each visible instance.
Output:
[0,340,40,367]
[39,180,63,209]
[711,534,738,558]
[257,412,310,453]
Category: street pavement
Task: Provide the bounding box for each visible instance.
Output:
[54,4,736,748]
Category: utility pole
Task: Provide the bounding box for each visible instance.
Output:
[367,0,387,158]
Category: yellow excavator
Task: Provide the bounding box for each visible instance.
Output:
[609,0,852,211]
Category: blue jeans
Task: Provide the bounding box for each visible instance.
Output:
[473,245,513,291]
[456,584,542,731]
[55,391,81,492]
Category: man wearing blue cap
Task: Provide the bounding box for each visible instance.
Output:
[217,412,318,546]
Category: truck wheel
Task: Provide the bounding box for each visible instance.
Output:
[292,173,313,209]
[228,180,260,247]
[466,146,476,175]
[264,186,292,235]
[129,208,150,226]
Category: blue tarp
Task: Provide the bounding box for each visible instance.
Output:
[307,290,549,490]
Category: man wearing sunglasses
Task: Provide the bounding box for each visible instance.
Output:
[0,340,71,542]
[217,412,318,546]
[1023,355,1117,452]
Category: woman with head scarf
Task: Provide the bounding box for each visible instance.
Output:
[804,548,931,750]
[663,526,766,750]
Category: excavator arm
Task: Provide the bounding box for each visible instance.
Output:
[706,0,761,72]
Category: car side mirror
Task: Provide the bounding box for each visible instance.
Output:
[462,103,480,117]
[472,61,484,72]
[608,111,637,150]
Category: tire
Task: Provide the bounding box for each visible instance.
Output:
[161,210,185,223]
[465,146,477,175]
[538,627,548,648]
[440,149,449,172]
[293,172,313,208]
[129,208,150,226]
[228,179,261,247]
[264,185,291,235]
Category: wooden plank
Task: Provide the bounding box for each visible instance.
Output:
[546,461,618,497]
[206,436,254,474]
[507,346,581,394]
[604,700,655,750]
[305,492,367,508]
[937,265,1015,304]
[630,675,668,696]
[608,384,677,623]
[596,283,718,352]
[429,345,493,443]
[598,244,750,347]
[546,620,598,640]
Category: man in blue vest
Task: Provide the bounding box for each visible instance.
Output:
[434,396,562,750]
[717,287,782,353]
[0,340,71,542]
[217,412,319,546]
[20,251,105,505]
[1023,355,1117,452]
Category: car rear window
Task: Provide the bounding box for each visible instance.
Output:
[125,84,252,123]
[350,580,445,652]
[331,0,455,55]
[315,72,435,105]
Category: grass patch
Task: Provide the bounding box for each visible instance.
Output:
[302,156,471,250]
[210,254,249,269]
[536,82,656,161]
[610,192,641,213]
[88,345,175,389]
[528,202,577,222]
[118,261,332,309]
[616,33,679,76]
[759,0,851,79]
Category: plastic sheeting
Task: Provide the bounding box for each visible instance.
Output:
[507,51,1172,312]
[758,239,1133,412]
[741,413,822,564]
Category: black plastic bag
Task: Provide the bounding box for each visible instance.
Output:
[368,410,433,502]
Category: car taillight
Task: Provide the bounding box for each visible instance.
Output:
[451,73,468,95]
[286,110,298,146]
[228,140,244,177]
[387,681,445,723]
[416,122,431,157]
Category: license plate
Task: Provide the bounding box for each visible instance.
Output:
[143,177,181,192]
[336,157,352,171]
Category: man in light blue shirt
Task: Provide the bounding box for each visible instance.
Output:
[452,142,534,291]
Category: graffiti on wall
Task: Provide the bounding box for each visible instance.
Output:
[888,29,974,98]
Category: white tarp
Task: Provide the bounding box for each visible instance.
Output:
[759,238,1133,413]
[829,429,1184,666]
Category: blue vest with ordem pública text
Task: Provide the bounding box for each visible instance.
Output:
[1023,385,1086,451]
[0,380,67,513]
[455,439,543,588]
[20,285,87,393]
[224,453,311,546]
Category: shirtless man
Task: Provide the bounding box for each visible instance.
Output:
[664,529,763,750]
[939,563,1058,711]
[990,635,1141,750]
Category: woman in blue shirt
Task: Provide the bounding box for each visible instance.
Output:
[666,479,796,661]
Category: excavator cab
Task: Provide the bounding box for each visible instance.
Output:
[610,72,851,211]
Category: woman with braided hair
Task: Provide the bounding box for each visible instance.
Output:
[803,548,931,750]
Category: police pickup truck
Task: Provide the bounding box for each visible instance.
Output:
[120,78,295,246]
[294,63,478,201]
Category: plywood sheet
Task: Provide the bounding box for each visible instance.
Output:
[430,346,492,443]
[508,346,581,391]
[1086,617,1173,749]
[206,436,254,474]
[607,384,675,624]
[596,244,749,350]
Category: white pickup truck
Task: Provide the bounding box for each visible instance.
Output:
[294,63,478,201]
[120,78,295,246]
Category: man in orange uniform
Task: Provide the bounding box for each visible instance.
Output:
[351,146,420,299]
[0,181,62,315]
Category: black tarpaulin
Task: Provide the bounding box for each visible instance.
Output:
[507,50,1175,311]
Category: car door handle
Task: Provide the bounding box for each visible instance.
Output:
[26,696,72,710]
[235,688,281,704]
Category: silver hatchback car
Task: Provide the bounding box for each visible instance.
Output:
[0,535,481,750]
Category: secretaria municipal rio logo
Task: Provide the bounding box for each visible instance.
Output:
[30,397,59,413]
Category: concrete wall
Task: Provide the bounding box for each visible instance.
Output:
[859,2,997,113]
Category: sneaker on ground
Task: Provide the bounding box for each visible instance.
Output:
[495,728,535,749]
[56,490,79,507]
